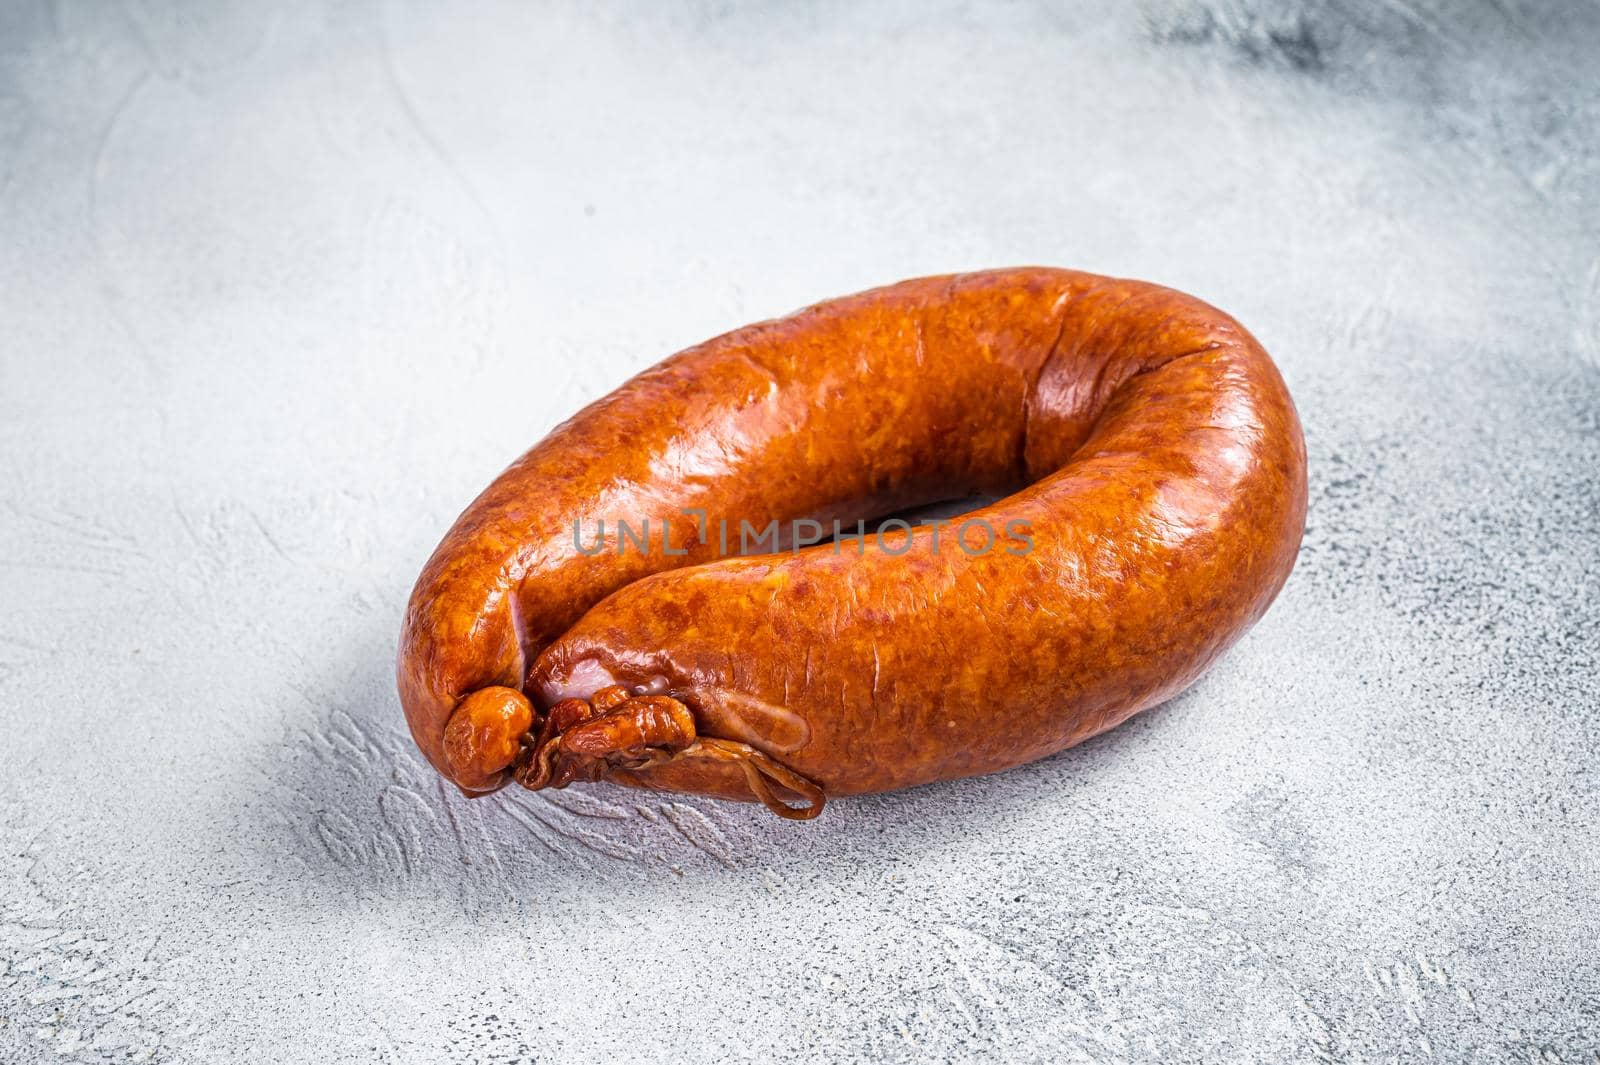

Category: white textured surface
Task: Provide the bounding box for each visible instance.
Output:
[3,1,1598,1061]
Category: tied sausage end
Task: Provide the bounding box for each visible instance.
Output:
[441,686,534,793]
[511,686,827,820]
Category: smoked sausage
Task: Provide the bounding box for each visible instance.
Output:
[397,269,1307,818]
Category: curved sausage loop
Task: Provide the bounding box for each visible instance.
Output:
[399,269,1308,818]
[513,689,828,819]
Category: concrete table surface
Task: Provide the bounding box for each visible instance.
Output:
[2,1,1597,1061]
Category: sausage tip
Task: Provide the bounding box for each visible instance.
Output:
[442,686,535,792]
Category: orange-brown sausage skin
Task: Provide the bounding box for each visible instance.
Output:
[398,269,1306,803]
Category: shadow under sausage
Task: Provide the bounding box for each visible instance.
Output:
[214,612,1194,921]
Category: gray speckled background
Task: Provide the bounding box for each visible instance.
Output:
[2,1,1598,1061]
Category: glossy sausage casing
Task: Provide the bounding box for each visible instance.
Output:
[398,269,1306,808]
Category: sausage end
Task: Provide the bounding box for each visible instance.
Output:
[441,686,535,792]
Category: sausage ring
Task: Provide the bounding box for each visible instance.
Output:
[398,269,1307,819]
